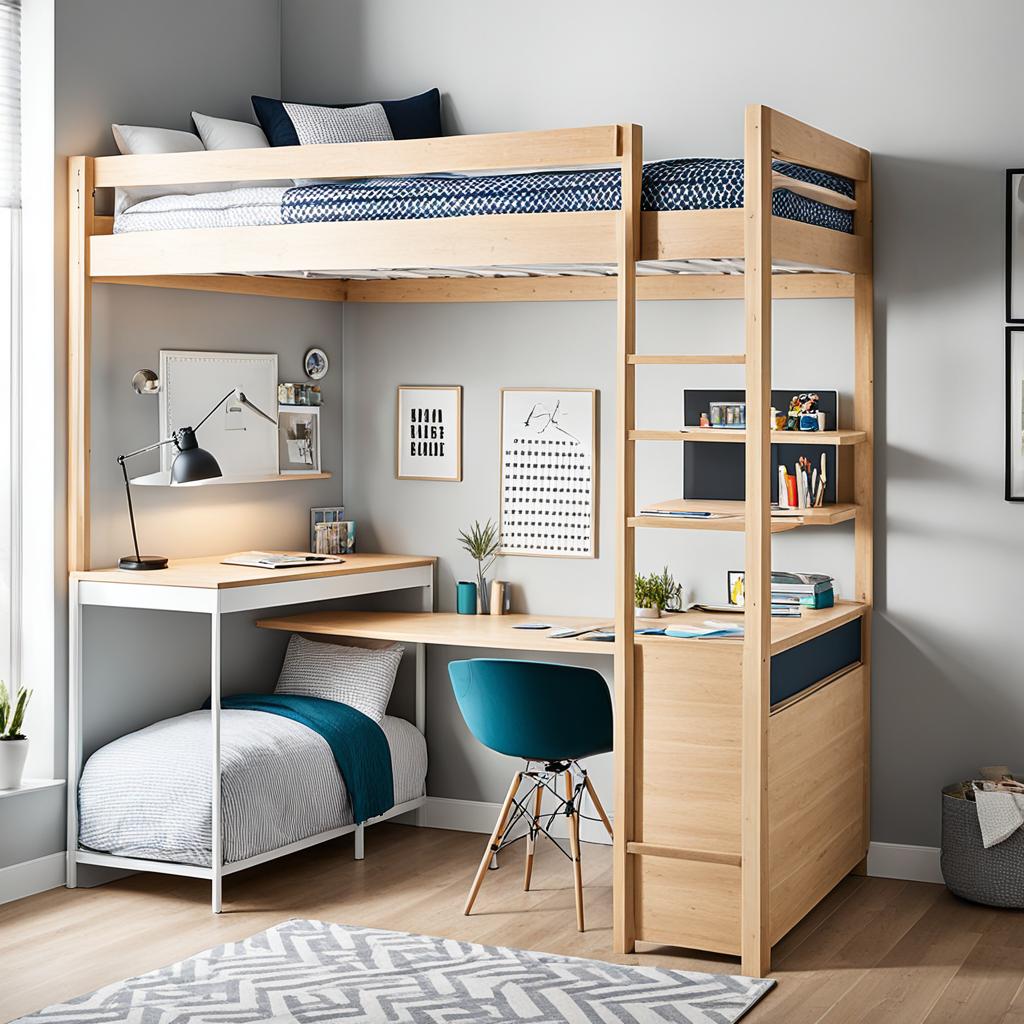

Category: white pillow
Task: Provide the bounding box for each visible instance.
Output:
[191,111,269,151]
[191,112,290,189]
[274,634,404,724]
[111,123,253,218]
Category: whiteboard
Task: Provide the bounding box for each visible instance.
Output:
[159,351,278,477]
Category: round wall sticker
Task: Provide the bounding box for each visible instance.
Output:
[304,347,329,380]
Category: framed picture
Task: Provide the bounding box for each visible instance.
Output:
[727,570,745,606]
[310,505,344,550]
[278,405,320,474]
[396,385,462,481]
[1007,170,1024,323]
[159,351,278,477]
[499,387,597,558]
[1007,328,1024,501]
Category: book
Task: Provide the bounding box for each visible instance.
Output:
[222,551,344,569]
[770,571,834,595]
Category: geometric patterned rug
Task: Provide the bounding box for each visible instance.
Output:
[15,918,775,1023]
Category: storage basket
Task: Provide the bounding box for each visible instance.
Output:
[940,785,1024,908]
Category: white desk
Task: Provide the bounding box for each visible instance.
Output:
[67,553,435,911]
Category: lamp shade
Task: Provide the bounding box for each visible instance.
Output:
[170,426,222,484]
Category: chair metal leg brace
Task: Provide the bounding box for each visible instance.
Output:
[464,763,611,931]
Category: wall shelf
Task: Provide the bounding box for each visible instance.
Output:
[631,498,860,532]
[131,471,332,487]
[629,428,867,446]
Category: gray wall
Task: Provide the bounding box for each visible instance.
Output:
[283,0,1024,849]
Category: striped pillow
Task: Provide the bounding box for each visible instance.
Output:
[275,635,404,724]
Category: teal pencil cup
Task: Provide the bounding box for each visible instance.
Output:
[456,581,478,615]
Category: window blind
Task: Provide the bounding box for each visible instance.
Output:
[0,0,19,209]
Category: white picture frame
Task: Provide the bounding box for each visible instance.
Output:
[159,350,279,477]
[396,385,462,482]
[499,387,597,558]
[278,405,321,474]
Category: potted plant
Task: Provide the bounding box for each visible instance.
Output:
[0,682,32,790]
[634,566,683,619]
[457,519,501,614]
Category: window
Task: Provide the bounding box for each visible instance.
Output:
[0,0,19,694]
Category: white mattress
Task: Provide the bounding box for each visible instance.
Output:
[113,187,842,279]
[78,711,427,867]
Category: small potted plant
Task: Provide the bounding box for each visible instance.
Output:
[0,682,32,790]
[634,566,683,620]
[457,519,501,615]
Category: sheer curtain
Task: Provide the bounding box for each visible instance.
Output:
[0,0,20,689]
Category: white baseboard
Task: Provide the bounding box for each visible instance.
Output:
[416,798,943,883]
[0,852,65,905]
[417,795,609,847]
[867,841,942,884]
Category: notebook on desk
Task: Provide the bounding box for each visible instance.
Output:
[222,552,345,569]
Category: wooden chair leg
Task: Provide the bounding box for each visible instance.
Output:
[464,771,522,916]
[523,779,544,891]
[583,773,613,840]
[565,770,585,932]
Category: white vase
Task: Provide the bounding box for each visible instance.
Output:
[0,738,28,789]
[635,605,661,620]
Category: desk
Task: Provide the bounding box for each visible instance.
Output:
[256,599,869,958]
[67,552,435,911]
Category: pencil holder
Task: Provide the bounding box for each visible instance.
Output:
[456,581,478,615]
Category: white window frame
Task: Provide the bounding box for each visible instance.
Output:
[19,0,56,779]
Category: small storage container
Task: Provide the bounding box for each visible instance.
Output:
[940,784,1024,908]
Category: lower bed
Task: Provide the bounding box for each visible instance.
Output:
[78,712,426,868]
[112,158,854,279]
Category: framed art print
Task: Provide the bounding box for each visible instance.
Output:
[499,387,597,558]
[396,385,462,481]
[1007,170,1024,323]
[1007,328,1024,500]
[278,405,320,474]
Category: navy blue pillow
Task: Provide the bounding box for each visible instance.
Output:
[252,89,442,146]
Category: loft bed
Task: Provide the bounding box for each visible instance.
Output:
[66,105,873,977]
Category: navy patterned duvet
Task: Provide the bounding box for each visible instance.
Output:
[281,159,853,233]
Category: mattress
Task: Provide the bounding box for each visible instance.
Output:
[114,159,853,235]
[78,711,426,868]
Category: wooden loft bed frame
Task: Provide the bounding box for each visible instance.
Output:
[66,105,873,977]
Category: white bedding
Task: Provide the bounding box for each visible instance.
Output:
[78,711,426,867]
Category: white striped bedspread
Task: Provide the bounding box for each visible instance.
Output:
[77,711,427,868]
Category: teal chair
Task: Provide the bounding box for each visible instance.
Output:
[449,658,613,931]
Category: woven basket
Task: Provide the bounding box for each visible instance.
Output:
[940,786,1024,908]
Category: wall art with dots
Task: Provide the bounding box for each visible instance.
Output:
[499,388,597,558]
[396,385,462,481]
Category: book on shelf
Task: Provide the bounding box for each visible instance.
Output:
[770,571,834,595]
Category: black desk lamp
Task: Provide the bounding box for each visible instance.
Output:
[117,388,277,571]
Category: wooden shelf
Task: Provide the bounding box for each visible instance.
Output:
[131,471,332,487]
[629,428,867,446]
[631,498,860,533]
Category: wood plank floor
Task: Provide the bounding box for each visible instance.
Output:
[2,824,1023,1022]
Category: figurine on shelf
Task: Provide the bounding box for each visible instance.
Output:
[793,392,821,431]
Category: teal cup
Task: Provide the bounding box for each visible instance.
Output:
[456,581,478,615]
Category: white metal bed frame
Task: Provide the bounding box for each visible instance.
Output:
[67,562,435,912]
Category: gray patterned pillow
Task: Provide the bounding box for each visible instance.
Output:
[282,101,394,146]
[274,634,404,723]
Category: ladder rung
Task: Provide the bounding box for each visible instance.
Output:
[628,354,745,365]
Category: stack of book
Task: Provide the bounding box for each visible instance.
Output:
[771,571,834,610]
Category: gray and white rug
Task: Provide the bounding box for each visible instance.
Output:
[17,918,774,1023]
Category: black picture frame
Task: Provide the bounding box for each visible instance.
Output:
[1006,169,1024,324]
[1007,327,1024,501]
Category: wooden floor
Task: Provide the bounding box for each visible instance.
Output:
[2,824,1023,1022]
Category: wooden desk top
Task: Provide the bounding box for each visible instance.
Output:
[257,602,866,657]
[72,553,435,590]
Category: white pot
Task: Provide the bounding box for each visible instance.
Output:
[635,605,661,620]
[0,738,28,789]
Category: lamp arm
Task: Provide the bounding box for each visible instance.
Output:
[192,389,278,436]
[118,435,177,464]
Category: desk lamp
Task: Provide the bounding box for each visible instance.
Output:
[117,387,277,571]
